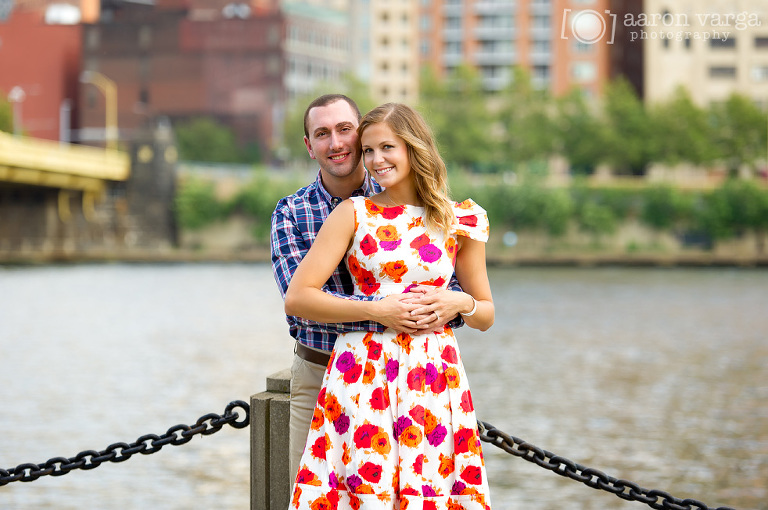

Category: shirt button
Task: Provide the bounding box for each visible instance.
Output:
[331,197,342,208]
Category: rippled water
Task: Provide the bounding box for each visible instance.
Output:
[1,264,766,509]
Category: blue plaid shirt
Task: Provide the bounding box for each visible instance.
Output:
[270,171,463,352]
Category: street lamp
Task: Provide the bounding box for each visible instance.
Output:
[7,86,26,136]
[80,70,118,151]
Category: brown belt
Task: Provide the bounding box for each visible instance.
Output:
[296,343,332,367]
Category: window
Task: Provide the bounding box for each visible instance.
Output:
[709,66,736,78]
[751,65,768,81]
[756,37,768,48]
[571,62,596,81]
[710,37,736,49]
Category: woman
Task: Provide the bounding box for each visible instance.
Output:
[285,103,494,509]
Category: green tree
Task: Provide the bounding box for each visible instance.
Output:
[708,93,768,172]
[0,94,12,133]
[496,67,557,168]
[419,65,498,171]
[600,77,656,175]
[175,117,241,163]
[641,185,692,230]
[174,178,223,230]
[649,87,714,166]
[554,88,607,174]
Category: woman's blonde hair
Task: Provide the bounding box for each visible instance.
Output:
[358,103,454,235]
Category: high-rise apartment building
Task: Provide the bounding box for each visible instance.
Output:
[642,0,768,107]
[418,0,620,97]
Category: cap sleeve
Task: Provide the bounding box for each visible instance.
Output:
[451,199,489,242]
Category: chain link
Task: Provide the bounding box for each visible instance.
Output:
[477,420,736,510]
[0,400,249,487]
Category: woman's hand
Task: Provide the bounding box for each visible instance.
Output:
[400,286,469,333]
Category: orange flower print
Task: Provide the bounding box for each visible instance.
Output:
[400,425,423,448]
[365,200,385,216]
[371,431,392,455]
[438,453,454,478]
[292,486,302,508]
[380,260,408,283]
[363,361,376,384]
[342,442,352,465]
[347,253,362,277]
[347,254,380,295]
[324,394,343,422]
[356,484,375,494]
[349,495,362,510]
[423,409,438,434]
[394,333,413,354]
[444,366,461,388]
[376,225,402,251]
[310,406,324,430]
[445,237,458,263]
[408,216,424,229]
[447,502,466,510]
[455,199,474,210]
[310,495,331,510]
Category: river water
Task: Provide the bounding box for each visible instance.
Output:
[0,264,765,510]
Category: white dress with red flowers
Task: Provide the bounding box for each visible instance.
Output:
[291,197,492,510]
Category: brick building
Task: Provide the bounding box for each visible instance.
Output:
[80,0,285,157]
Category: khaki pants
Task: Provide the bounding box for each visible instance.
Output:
[289,351,327,489]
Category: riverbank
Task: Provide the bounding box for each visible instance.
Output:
[2,246,766,267]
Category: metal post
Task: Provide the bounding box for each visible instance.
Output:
[80,71,118,151]
[251,369,291,510]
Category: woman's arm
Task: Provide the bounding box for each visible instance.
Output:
[284,200,424,331]
[453,236,494,331]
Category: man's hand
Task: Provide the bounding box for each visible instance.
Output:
[371,294,431,334]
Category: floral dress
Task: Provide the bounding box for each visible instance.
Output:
[291,196,492,510]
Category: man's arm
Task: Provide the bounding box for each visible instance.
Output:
[270,201,386,334]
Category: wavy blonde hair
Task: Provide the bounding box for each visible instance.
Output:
[358,103,455,235]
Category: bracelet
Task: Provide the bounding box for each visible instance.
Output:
[460,296,477,317]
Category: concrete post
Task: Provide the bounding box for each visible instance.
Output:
[251,369,291,510]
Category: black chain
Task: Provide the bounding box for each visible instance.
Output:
[0,400,249,486]
[477,420,736,510]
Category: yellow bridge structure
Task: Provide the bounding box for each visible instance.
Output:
[0,130,130,222]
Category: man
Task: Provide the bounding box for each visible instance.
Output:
[270,94,462,486]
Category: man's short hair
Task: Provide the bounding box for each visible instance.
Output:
[303,94,362,138]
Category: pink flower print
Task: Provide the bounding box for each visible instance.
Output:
[329,472,339,489]
[441,345,458,364]
[422,485,438,497]
[451,481,467,495]
[354,423,378,449]
[347,474,363,491]
[336,352,356,373]
[425,363,439,385]
[406,366,426,391]
[394,415,413,439]
[385,358,399,382]
[430,371,447,394]
[418,244,442,263]
[334,413,350,435]
[380,239,402,251]
[426,423,447,447]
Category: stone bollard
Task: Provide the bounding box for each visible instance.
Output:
[251,369,291,510]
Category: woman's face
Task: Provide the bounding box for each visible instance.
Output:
[361,122,411,189]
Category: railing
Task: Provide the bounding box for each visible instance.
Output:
[0,370,738,510]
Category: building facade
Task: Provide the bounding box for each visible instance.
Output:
[643,0,768,107]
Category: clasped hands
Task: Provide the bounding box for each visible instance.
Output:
[374,285,462,335]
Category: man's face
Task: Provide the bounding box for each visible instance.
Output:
[304,100,362,180]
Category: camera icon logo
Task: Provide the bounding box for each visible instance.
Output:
[561,9,618,45]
